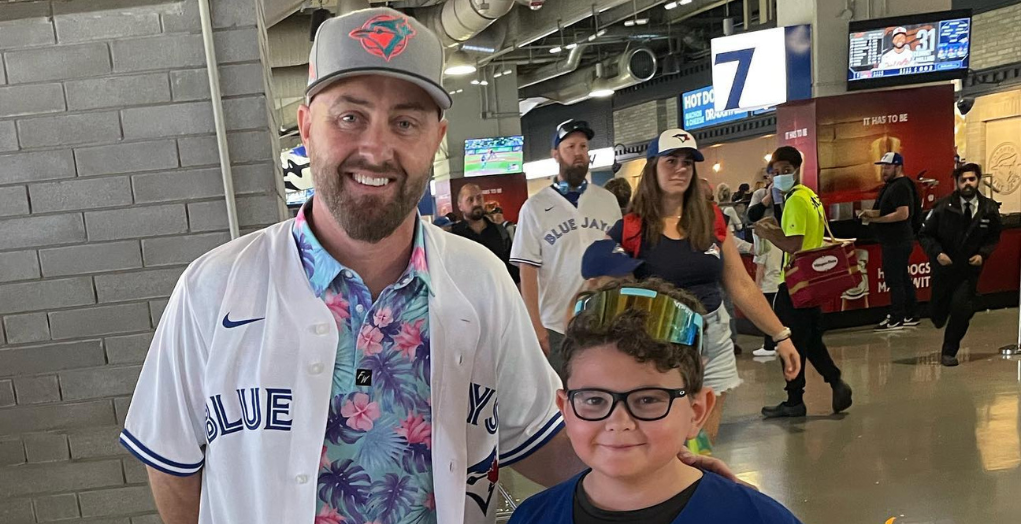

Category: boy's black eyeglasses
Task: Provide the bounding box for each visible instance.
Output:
[566,387,688,422]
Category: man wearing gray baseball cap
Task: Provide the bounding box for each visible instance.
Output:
[128,8,737,524]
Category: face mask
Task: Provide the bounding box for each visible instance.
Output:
[773,174,797,193]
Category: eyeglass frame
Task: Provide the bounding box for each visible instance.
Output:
[565,387,689,422]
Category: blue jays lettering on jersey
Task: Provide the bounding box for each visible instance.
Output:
[348,14,417,62]
[293,204,436,524]
[543,216,613,246]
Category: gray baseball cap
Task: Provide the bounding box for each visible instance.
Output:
[306,8,452,110]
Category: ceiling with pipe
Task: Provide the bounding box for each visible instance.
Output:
[266,0,772,132]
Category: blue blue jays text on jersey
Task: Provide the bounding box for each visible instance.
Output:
[205,387,293,442]
[544,216,612,246]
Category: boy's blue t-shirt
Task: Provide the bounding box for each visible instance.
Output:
[508,471,803,524]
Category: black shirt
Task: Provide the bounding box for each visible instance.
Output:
[573,473,702,524]
[872,177,915,244]
[608,220,724,312]
[450,218,520,283]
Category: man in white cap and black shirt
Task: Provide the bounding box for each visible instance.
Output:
[860,152,921,331]
[121,9,734,524]
[511,120,622,373]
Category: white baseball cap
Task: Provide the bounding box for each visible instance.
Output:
[646,129,705,162]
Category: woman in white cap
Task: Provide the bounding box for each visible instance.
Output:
[608,129,801,446]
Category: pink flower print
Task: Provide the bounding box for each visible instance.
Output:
[357,325,384,356]
[315,505,345,524]
[324,290,350,324]
[424,492,436,511]
[394,318,424,359]
[410,246,428,273]
[373,306,394,328]
[319,446,330,469]
[396,413,432,449]
[341,393,381,431]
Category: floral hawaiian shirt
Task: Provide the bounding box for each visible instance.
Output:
[292,204,436,524]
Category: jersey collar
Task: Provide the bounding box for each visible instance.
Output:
[291,199,432,298]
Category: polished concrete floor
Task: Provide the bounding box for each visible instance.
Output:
[501,308,1021,523]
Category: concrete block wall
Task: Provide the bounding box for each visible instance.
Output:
[0,1,285,522]
[971,2,1021,70]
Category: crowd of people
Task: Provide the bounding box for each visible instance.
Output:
[122,8,1003,524]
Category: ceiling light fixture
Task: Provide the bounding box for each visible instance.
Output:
[712,162,722,173]
[480,79,489,86]
[681,0,693,4]
[471,79,480,85]
[665,1,678,9]
[444,50,477,76]
[565,42,578,50]
[502,69,512,75]
[550,46,562,53]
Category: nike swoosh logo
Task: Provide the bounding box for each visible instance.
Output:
[222,314,265,329]
[544,206,555,212]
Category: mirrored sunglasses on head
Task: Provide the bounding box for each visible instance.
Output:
[573,286,704,351]
[558,120,590,139]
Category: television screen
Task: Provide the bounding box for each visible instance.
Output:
[464,136,524,177]
[848,9,971,91]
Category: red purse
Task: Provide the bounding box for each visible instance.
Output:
[784,218,863,309]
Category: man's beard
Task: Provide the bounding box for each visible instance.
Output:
[959,185,977,198]
[560,162,588,188]
[309,142,427,244]
[466,206,485,221]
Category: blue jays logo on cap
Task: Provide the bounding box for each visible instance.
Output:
[646,128,705,162]
[348,14,416,62]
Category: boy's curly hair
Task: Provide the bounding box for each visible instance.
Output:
[562,278,706,393]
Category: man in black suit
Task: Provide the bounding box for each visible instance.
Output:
[918,163,1002,367]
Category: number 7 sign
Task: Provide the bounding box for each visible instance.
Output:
[711,25,812,112]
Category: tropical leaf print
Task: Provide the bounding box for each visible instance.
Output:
[354,415,404,471]
[325,394,362,445]
[318,459,370,522]
[367,474,417,524]
[361,351,416,411]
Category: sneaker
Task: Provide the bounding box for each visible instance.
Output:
[941,355,959,367]
[753,347,777,357]
[876,315,891,328]
[832,380,853,413]
[761,401,807,418]
[874,319,904,331]
[902,317,921,327]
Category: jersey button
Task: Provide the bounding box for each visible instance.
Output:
[296,474,309,484]
[342,270,353,279]
[355,304,365,314]
[309,363,324,375]
[314,323,329,335]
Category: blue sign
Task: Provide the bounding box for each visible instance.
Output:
[681,86,774,131]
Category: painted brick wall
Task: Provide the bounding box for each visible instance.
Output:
[0,1,285,522]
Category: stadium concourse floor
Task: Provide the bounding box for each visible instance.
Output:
[499,307,1021,524]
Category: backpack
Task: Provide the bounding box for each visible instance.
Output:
[620,204,728,258]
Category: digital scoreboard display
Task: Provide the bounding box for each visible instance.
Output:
[848,9,971,90]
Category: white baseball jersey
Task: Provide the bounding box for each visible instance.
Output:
[511,185,622,333]
[120,220,563,524]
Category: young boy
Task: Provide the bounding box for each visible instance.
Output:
[511,278,802,524]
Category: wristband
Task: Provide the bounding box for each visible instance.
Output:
[772,327,792,343]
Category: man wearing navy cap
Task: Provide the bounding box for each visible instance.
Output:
[859,152,921,331]
[512,120,622,371]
